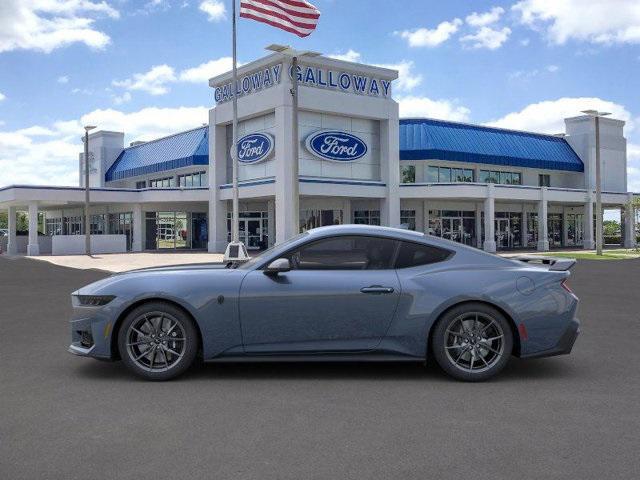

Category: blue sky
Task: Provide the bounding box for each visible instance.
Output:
[0,0,639,191]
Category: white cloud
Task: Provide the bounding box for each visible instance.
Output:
[112,64,177,95]
[466,7,505,27]
[0,0,119,53]
[513,0,640,45]
[509,64,560,81]
[486,97,634,134]
[520,38,530,46]
[397,95,471,122]
[328,50,362,63]
[0,106,209,187]
[374,60,423,93]
[113,91,132,105]
[57,75,69,84]
[397,19,463,47]
[179,57,233,83]
[461,26,511,50]
[199,0,226,22]
[0,92,5,102]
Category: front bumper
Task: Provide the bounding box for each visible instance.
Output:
[521,318,580,359]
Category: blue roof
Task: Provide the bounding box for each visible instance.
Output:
[399,118,584,172]
[105,126,209,182]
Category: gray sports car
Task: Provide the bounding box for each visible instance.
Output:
[68,225,580,381]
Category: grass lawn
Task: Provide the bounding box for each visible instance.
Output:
[545,249,640,260]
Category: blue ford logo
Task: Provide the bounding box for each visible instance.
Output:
[305,130,367,162]
[235,133,274,164]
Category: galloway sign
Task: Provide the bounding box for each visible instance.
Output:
[213,61,393,104]
[234,133,275,164]
[214,64,283,104]
[305,131,368,162]
[292,65,392,99]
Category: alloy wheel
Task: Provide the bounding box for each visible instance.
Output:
[125,311,186,373]
[443,312,505,373]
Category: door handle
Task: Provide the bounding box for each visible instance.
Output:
[360,286,395,294]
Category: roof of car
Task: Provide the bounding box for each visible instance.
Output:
[307,224,426,239]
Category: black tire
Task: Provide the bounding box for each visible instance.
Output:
[118,301,198,381]
[431,303,513,382]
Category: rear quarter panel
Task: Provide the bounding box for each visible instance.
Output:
[385,261,576,358]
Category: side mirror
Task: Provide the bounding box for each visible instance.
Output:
[264,258,291,275]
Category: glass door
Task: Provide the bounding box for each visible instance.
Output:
[495,218,513,249]
[243,219,263,250]
[567,214,584,246]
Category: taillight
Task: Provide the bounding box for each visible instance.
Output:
[561,279,575,296]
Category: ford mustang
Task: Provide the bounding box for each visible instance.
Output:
[68,225,580,381]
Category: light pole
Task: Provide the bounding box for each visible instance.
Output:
[265,44,320,237]
[581,110,610,256]
[83,125,96,255]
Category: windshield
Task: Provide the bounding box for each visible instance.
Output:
[237,232,309,269]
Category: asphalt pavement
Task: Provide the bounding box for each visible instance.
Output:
[1,255,639,480]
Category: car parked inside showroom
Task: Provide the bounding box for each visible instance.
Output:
[68,225,580,381]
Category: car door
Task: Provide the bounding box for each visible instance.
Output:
[239,235,401,354]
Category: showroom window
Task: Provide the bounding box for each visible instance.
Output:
[400,210,416,231]
[427,166,474,183]
[539,174,551,187]
[149,176,175,188]
[135,181,146,189]
[178,171,208,188]
[400,165,416,183]
[479,170,522,185]
[353,210,381,226]
[286,235,398,270]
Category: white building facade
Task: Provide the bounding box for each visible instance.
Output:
[0,52,637,255]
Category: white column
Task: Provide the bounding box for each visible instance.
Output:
[537,187,550,251]
[562,207,569,247]
[422,200,429,235]
[475,203,483,249]
[483,185,496,253]
[380,113,401,228]
[274,104,298,243]
[343,199,352,224]
[208,120,230,253]
[132,204,143,252]
[583,193,594,249]
[7,206,17,255]
[27,203,40,256]
[624,193,636,248]
[267,199,275,247]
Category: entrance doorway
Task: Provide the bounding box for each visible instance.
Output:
[227,212,269,250]
[493,212,522,250]
[566,214,584,246]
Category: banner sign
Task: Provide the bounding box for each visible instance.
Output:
[305,130,367,162]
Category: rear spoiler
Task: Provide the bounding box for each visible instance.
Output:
[512,255,576,272]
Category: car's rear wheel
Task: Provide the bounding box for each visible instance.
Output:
[117,302,198,381]
[431,303,513,382]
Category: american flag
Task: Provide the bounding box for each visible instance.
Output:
[240,0,321,38]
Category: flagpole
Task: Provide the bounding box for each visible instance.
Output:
[291,55,300,236]
[231,0,240,244]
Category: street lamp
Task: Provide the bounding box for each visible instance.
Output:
[83,125,96,256]
[265,44,320,238]
[581,110,610,256]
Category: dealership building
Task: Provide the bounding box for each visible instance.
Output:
[0,52,637,256]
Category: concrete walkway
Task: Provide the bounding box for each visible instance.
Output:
[20,252,225,272]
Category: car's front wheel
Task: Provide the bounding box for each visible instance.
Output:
[431,303,513,382]
[117,301,198,381]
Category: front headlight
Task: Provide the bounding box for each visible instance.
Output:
[73,295,116,307]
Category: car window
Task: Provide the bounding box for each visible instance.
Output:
[287,235,398,270]
[395,241,451,268]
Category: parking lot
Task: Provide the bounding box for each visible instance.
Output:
[1,255,639,480]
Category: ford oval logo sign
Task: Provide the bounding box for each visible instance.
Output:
[305,130,367,162]
[234,133,274,164]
